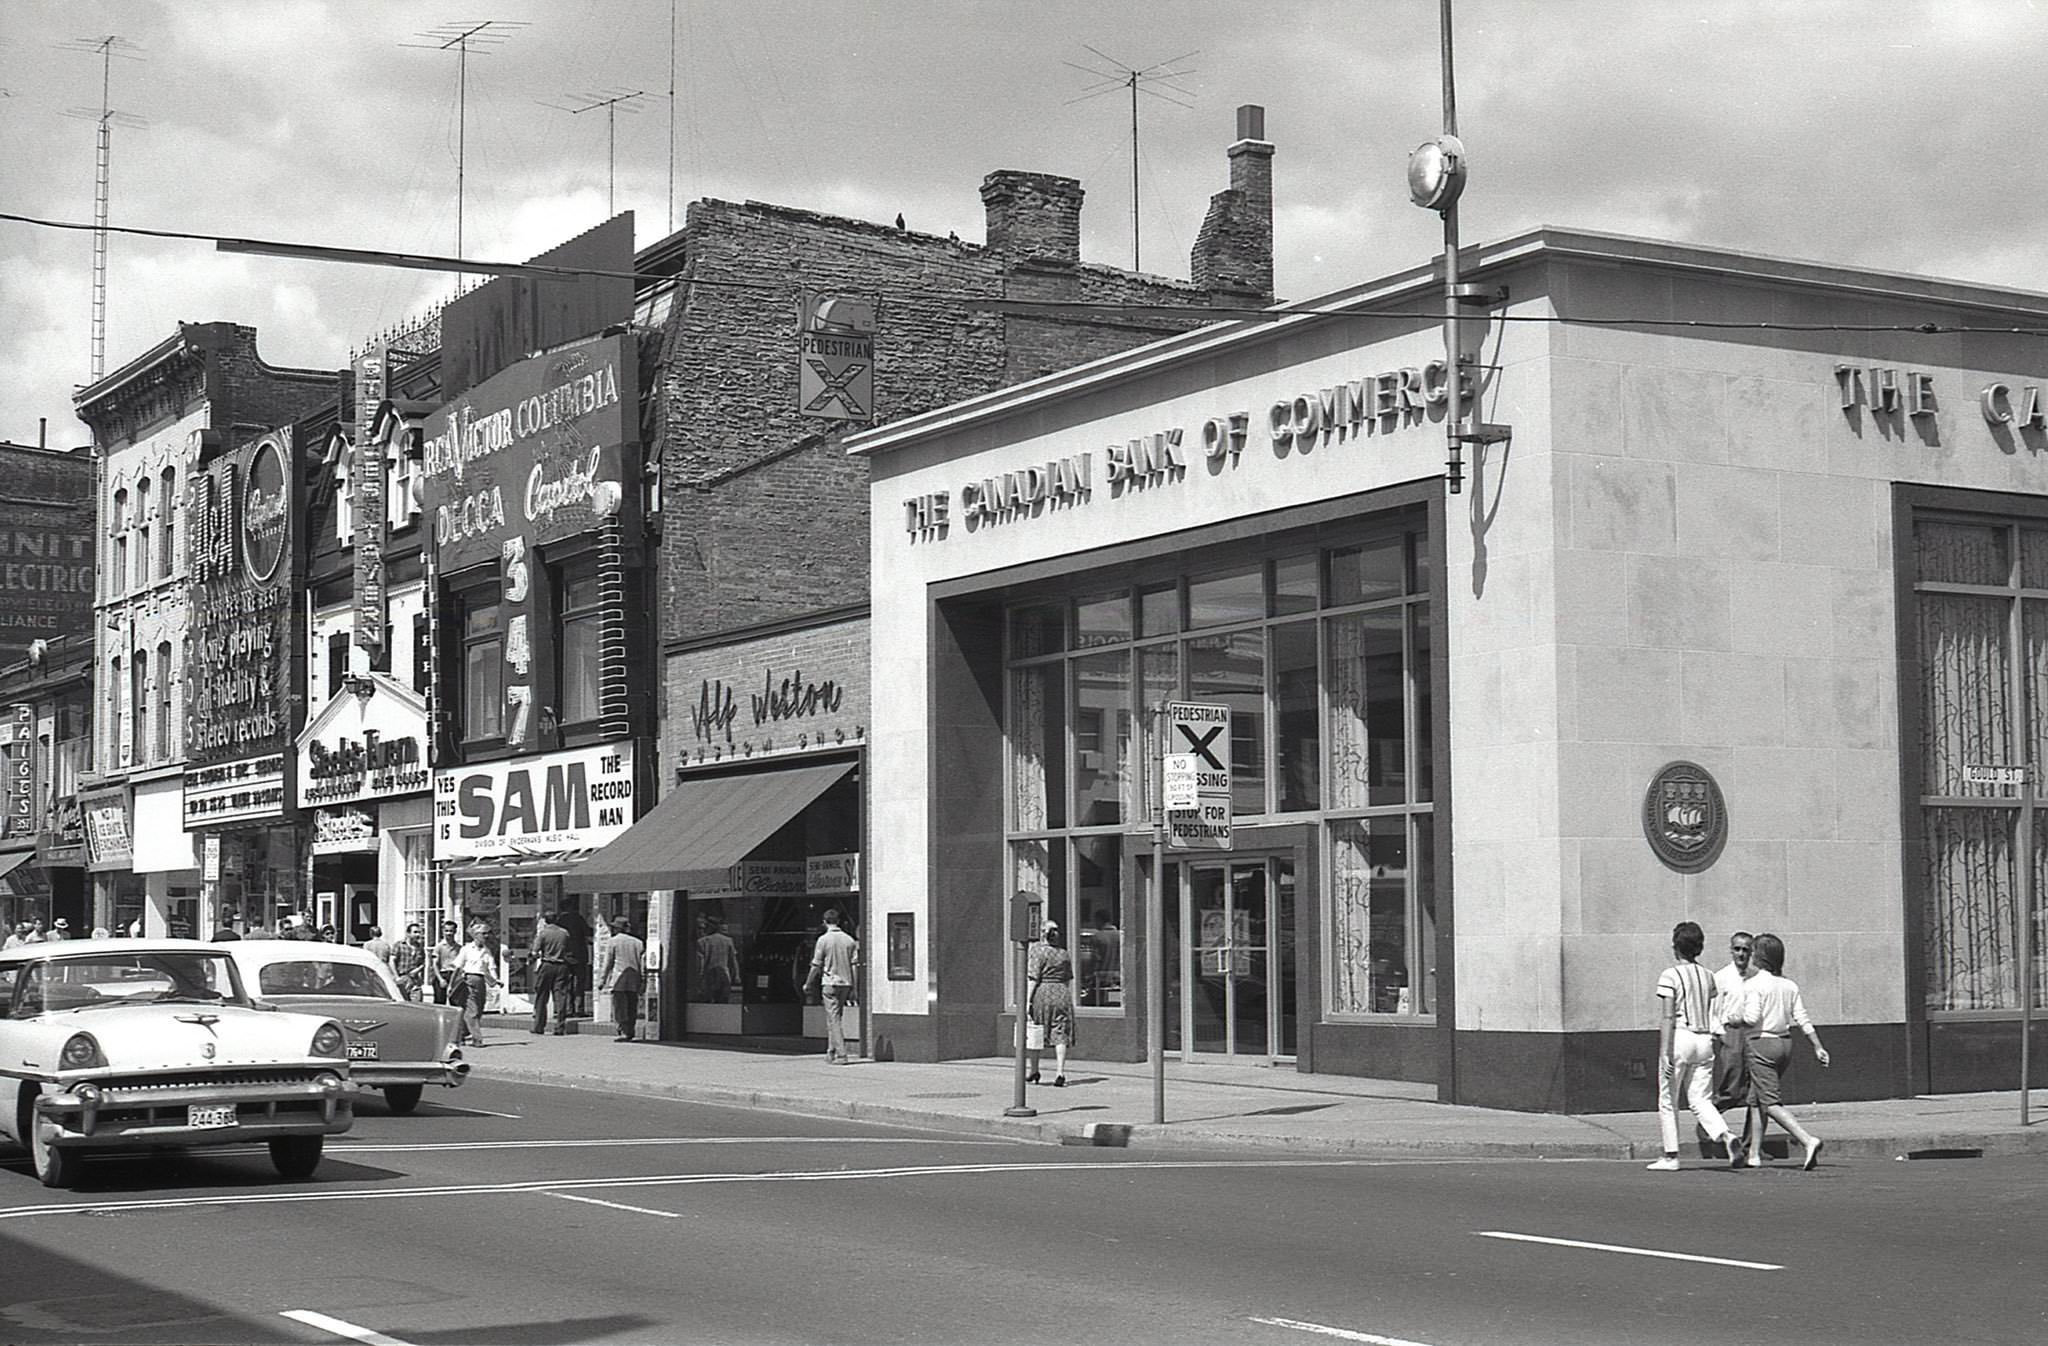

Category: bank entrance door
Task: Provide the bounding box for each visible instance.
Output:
[1164,856,1295,1062]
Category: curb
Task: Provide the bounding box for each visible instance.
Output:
[462,1058,2048,1165]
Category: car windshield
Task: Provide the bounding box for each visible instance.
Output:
[257,960,394,999]
[9,950,247,1017]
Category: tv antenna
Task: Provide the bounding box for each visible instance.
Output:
[541,89,646,217]
[1065,46,1197,272]
[58,34,147,384]
[403,20,528,256]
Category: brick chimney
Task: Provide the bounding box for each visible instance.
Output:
[1191,104,1274,302]
[981,171,1084,266]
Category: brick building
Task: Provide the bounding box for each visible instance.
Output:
[73,323,331,937]
[572,109,1279,1050]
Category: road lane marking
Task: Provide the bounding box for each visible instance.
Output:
[332,1136,1012,1154]
[280,1309,417,1346]
[547,1190,686,1219]
[1475,1230,1783,1271]
[0,1158,1463,1222]
[1252,1317,1440,1346]
[416,1103,522,1119]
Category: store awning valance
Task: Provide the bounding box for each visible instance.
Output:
[563,760,853,893]
[439,849,600,882]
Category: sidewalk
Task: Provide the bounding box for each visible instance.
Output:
[456,1021,2048,1164]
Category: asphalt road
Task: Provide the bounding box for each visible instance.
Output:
[0,1076,2043,1346]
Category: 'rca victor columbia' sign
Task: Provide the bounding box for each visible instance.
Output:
[418,333,639,574]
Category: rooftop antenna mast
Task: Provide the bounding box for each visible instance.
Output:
[1065,46,1197,272]
[58,35,146,383]
[404,20,527,256]
[542,89,646,217]
[668,0,678,233]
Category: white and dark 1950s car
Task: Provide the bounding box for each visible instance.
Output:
[224,940,469,1114]
[0,938,355,1188]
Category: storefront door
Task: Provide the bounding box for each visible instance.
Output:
[1168,855,1294,1062]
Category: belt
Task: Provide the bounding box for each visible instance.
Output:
[537,958,568,965]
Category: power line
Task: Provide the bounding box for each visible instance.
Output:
[6,209,2046,339]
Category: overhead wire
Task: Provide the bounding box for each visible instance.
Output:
[5,208,2048,337]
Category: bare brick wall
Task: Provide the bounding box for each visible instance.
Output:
[659,190,1255,644]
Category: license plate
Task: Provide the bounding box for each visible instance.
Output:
[347,1041,380,1061]
[188,1104,238,1129]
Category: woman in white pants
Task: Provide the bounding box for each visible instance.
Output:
[1647,921,1737,1171]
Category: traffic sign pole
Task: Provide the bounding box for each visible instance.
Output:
[2024,768,2035,1128]
[1147,702,1166,1127]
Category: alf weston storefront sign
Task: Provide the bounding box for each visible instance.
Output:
[431,741,636,861]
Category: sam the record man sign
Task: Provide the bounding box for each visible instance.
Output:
[432,741,636,860]
[420,334,639,752]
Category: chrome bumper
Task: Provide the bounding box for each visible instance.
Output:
[348,1059,471,1089]
[37,1073,355,1148]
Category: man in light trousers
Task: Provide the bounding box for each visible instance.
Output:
[807,909,860,1064]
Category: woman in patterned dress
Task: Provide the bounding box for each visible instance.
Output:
[1026,921,1076,1087]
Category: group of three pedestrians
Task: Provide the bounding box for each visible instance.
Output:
[1649,923,1830,1173]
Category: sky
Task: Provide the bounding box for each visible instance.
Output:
[2,0,2046,449]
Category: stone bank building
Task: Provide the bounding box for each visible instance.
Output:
[853,227,2048,1111]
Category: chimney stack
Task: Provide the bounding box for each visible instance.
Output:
[981,171,1084,267]
[1191,104,1275,302]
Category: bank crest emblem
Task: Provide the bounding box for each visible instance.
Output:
[1642,760,1727,873]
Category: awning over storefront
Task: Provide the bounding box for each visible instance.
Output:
[563,760,854,893]
[441,849,600,882]
[0,848,37,897]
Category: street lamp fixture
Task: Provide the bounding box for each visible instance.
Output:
[1406,134,1467,212]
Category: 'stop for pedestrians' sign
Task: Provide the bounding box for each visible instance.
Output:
[797,291,874,423]
[1166,701,1231,850]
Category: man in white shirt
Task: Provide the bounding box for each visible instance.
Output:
[1647,921,1736,1171]
[1710,930,1757,1115]
[806,909,860,1064]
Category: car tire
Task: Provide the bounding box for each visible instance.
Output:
[268,1135,323,1180]
[381,1085,423,1115]
[21,1091,77,1190]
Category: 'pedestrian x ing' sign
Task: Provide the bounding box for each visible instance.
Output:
[797,291,875,422]
[1166,701,1232,851]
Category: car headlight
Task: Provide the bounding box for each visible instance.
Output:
[311,1023,346,1057]
[59,1033,105,1070]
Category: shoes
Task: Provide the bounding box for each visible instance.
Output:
[1026,1070,1041,1084]
[1053,1075,1066,1088]
[1724,1135,1746,1168]
[1802,1139,1825,1171]
[1645,1156,1681,1171]
[614,1035,632,1043]
[552,1029,567,1036]
[530,1027,544,1035]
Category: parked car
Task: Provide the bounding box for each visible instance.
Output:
[224,940,468,1115]
[0,939,354,1188]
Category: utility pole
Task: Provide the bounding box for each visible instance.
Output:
[404,20,527,257]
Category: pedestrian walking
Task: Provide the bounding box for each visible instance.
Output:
[391,923,427,1001]
[529,911,573,1034]
[431,921,463,1003]
[1025,920,1076,1087]
[1710,930,1758,1116]
[804,908,860,1063]
[597,916,646,1042]
[697,916,741,1004]
[449,923,502,1048]
[1722,932,1830,1170]
[363,926,394,964]
[1646,921,1737,1171]
[2,922,26,949]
